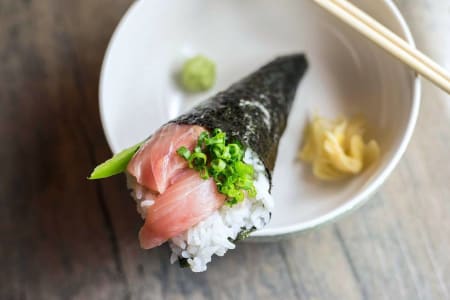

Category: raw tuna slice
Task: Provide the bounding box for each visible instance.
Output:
[138,169,226,249]
[127,124,204,194]
[127,124,225,249]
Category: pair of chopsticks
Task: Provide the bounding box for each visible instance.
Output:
[313,0,450,94]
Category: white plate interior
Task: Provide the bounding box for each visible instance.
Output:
[100,0,419,237]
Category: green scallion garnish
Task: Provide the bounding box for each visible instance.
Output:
[88,141,145,180]
[177,128,257,206]
[176,146,191,160]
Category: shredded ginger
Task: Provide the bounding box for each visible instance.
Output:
[299,115,380,181]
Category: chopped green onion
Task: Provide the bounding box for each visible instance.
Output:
[206,129,226,145]
[177,146,191,160]
[199,167,209,179]
[248,186,257,198]
[189,152,207,169]
[211,159,226,173]
[228,144,242,160]
[177,128,257,206]
[235,161,254,176]
[194,146,202,153]
[198,131,210,147]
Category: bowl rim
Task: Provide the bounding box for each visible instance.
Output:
[99,0,422,238]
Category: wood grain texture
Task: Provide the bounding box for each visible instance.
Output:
[0,0,449,299]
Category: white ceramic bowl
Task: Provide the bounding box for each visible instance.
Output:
[100,0,420,240]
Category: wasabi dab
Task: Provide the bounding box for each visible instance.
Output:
[180,55,216,92]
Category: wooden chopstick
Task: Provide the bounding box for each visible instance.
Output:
[331,0,450,82]
[313,0,450,94]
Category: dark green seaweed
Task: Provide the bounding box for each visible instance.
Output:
[178,257,190,268]
[170,54,308,181]
[235,226,257,241]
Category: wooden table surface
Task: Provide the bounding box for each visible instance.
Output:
[1,1,449,299]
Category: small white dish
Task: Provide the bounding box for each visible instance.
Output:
[100,0,420,239]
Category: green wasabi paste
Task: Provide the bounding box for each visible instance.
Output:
[180,55,216,92]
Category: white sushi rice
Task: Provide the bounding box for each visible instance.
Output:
[127,149,273,272]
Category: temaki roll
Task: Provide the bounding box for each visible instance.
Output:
[90,54,308,272]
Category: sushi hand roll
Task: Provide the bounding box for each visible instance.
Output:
[90,54,308,272]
